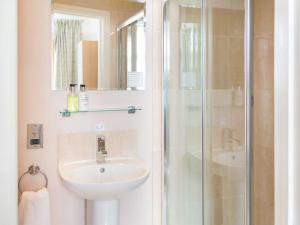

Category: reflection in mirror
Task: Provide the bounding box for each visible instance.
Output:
[51,0,146,91]
[118,12,145,90]
[179,7,201,90]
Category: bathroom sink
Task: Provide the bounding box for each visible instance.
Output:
[58,158,150,200]
[213,151,245,168]
[212,149,245,178]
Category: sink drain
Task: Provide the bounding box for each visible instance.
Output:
[99,168,105,173]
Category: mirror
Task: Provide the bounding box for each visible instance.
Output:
[51,0,146,91]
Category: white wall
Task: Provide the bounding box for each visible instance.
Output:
[18,0,163,225]
[0,0,18,224]
[275,0,289,224]
[293,1,300,224]
[275,0,298,225]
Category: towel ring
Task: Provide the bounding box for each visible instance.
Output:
[18,164,48,193]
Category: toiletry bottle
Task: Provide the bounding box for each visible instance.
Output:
[79,84,89,111]
[67,84,79,112]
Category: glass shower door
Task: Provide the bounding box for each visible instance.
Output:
[164,1,249,225]
[202,1,246,225]
[164,1,203,225]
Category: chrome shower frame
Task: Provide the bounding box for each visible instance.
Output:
[163,0,253,224]
[245,0,253,225]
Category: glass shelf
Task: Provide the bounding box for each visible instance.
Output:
[59,106,142,117]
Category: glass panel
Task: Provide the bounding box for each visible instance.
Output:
[203,1,246,225]
[164,1,203,225]
[164,0,247,225]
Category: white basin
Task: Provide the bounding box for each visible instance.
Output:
[187,146,245,178]
[59,158,150,225]
[212,149,245,178]
[59,158,150,200]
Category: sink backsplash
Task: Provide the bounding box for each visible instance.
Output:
[58,130,138,163]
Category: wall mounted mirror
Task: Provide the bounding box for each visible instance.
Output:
[51,0,146,91]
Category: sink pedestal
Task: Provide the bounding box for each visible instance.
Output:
[87,200,119,225]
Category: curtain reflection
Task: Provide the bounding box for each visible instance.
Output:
[53,20,82,90]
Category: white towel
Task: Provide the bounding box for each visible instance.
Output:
[18,188,51,225]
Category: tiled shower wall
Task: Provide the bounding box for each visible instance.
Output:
[253,0,274,224]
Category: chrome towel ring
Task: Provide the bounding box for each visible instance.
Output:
[18,164,48,193]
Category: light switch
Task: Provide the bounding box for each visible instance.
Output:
[27,124,43,149]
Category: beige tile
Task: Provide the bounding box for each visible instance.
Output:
[212,8,230,36]
[253,144,274,225]
[254,0,274,38]
[253,1,274,224]
[180,7,201,24]
[210,36,229,89]
[228,37,244,71]
[211,8,244,38]
[210,36,244,89]
[254,38,274,91]
[58,130,138,163]
[227,9,244,37]
[55,0,144,12]
[227,37,244,88]
[253,90,274,148]
[222,196,245,225]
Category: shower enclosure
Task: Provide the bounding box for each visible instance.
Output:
[163,0,252,225]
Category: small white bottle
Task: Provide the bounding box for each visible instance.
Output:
[79,84,89,111]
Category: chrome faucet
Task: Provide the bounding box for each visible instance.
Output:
[96,135,107,163]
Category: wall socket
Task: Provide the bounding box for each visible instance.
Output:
[27,124,43,149]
